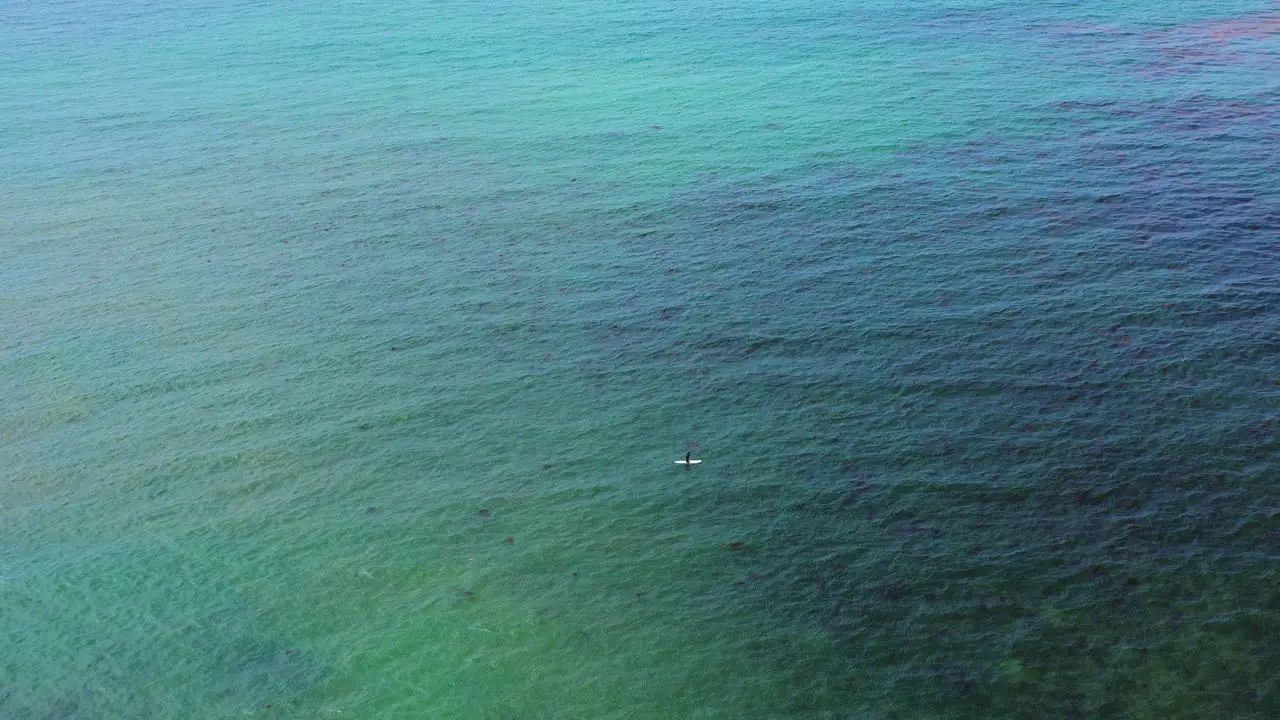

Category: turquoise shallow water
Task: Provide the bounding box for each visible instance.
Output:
[2,1,1278,717]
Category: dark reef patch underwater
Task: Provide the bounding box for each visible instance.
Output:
[581,83,1278,718]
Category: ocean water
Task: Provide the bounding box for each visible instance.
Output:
[2,0,1278,717]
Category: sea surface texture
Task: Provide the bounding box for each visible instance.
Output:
[2,0,1278,718]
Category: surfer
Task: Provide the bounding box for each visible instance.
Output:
[675,452,701,466]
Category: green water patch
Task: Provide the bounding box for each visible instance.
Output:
[0,542,327,718]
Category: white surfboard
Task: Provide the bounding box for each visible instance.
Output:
[675,459,703,465]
